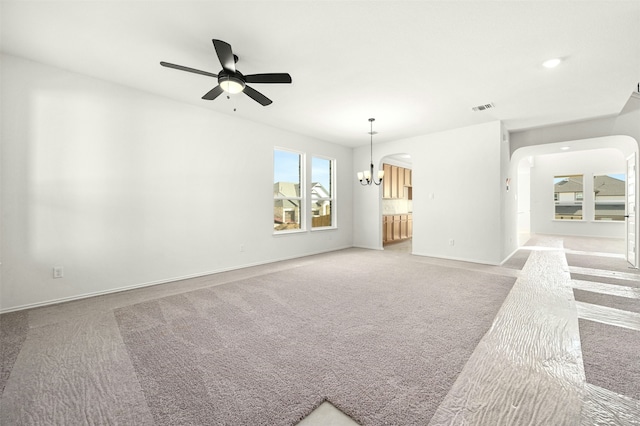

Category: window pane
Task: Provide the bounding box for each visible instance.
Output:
[311,156,333,228]
[311,157,331,197]
[274,150,300,186]
[554,175,583,220]
[274,149,302,231]
[594,174,625,221]
[273,199,301,230]
[312,200,332,228]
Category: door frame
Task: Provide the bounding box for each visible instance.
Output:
[626,153,638,268]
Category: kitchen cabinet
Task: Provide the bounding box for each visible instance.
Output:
[382,163,412,199]
[383,215,393,243]
[390,166,398,198]
[383,164,392,198]
[400,215,408,239]
[383,214,412,244]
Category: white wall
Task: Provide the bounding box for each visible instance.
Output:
[353,121,505,265]
[529,148,627,238]
[510,93,640,155]
[1,54,353,312]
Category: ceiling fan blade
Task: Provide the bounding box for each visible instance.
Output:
[243,85,272,106]
[244,73,292,84]
[212,39,236,73]
[202,85,224,100]
[160,61,218,78]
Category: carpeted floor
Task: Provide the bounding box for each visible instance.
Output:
[0,311,28,395]
[578,319,640,401]
[114,252,515,425]
[571,272,640,288]
[566,253,640,275]
[564,236,640,404]
[573,289,640,314]
[0,248,516,425]
[501,249,530,270]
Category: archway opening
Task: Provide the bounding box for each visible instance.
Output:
[380,153,413,253]
[512,135,638,265]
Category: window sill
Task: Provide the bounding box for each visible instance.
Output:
[551,219,625,223]
[311,226,337,232]
[273,229,306,236]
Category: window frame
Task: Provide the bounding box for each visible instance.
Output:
[553,174,584,221]
[273,148,306,234]
[593,172,626,222]
[310,155,337,230]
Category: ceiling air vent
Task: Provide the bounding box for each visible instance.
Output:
[472,102,494,112]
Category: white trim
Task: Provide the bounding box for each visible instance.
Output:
[500,247,521,266]
[351,244,384,251]
[0,245,352,314]
[411,251,503,266]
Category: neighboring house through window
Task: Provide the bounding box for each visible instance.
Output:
[594,173,625,221]
[273,149,337,232]
[274,149,303,231]
[311,156,334,228]
[554,175,583,220]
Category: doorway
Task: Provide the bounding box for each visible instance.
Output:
[381,153,412,253]
[513,136,638,264]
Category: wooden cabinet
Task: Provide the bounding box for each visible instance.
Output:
[383,214,412,244]
[397,167,405,198]
[390,166,398,198]
[383,163,392,198]
[383,215,393,243]
[382,163,411,199]
[400,215,408,239]
[392,215,401,240]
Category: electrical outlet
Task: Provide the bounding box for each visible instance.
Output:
[239,244,245,252]
[53,266,64,279]
[449,239,455,246]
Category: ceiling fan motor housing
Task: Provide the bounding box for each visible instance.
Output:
[218,70,246,94]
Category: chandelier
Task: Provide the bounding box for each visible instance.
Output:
[357,118,384,186]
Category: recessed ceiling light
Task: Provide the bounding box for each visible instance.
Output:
[560,146,570,151]
[543,58,562,69]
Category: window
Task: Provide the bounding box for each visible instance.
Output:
[554,175,583,220]
[274,149,303,231]
[594,173,625,221]
[273,149,336,233]
[311,157,334,228]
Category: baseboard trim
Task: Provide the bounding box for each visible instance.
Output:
[411,251,502,266]
[0,245,352,314]
[500,247,521,266]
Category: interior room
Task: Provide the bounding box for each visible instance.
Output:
[1,1,639,425]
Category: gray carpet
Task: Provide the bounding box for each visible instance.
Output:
[114,251,515,425]
[578,319,640,400]
[0,311,29,395]
[566,253,640,275]
[502,249,530,270]
[571,273,640,288]
[573,289,640,314]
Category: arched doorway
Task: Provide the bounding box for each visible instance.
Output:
[380,153,413,253]
[512,135,638,266]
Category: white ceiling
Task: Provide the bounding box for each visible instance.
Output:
[2,1,639,148]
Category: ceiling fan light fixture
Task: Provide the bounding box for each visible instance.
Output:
[219,76,246,94]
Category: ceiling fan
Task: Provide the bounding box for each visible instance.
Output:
[160,39,292,106]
